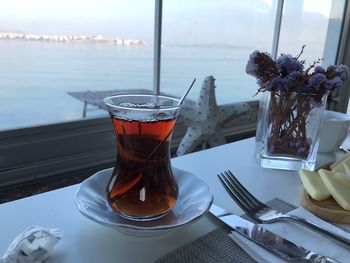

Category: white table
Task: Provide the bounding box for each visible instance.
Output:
[0,138,344,262]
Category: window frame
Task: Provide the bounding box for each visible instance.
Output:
[330,0,350,112]
[0,0,349,188]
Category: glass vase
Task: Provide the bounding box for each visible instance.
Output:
[258,91,327,171]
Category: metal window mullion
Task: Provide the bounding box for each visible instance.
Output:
[333,0,350,112]
[336,0,350,64]
[153,0,163,95]
[271,0,284,59]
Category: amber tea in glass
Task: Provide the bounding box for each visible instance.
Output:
[104,94,181,221]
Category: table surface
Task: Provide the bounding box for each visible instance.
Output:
[0,138,345,262]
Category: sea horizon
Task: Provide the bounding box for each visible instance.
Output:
[3,36,332,130]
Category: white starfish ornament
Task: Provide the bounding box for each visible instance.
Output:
[177,76,249,156]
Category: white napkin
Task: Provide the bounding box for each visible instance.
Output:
[229,207,350,263]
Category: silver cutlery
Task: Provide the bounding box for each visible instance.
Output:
[210,204,340,263]
[218,170,350,248]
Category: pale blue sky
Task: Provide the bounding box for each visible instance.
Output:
[0,0,332,45]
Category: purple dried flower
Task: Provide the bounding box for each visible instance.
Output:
[308,73,327,88]
[298,147,305,153]
[246,51,260,75]
[314,66,325,74]
[268,145,276,154]
[286,71,306,92]
[335,65,350,81]
[246,48,348,95]
[287,71,303,81]
[327,65,337,72]
[246,50,278,83]
[259,80,273,91]
[288,141,295,148]
[295,83,309,93]
[325,76,343,90]
[272,77,293,92]
[276,54,304,74]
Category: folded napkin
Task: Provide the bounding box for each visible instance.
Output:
[230,207,350,263]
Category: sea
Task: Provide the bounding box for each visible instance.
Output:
[0,40,260,130]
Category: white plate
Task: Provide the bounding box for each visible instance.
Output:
[74,167,213,236]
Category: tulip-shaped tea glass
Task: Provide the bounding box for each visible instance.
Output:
[104,94,182,221]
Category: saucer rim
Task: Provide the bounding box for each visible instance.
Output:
[74,167,213,233]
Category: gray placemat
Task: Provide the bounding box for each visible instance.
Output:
[156,198,297,263]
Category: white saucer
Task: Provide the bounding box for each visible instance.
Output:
[74,167,213,236]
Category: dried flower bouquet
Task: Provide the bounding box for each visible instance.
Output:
[247,46,349,159]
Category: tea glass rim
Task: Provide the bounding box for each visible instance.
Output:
[104,93,181,112]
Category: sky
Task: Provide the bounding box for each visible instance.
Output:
[0,0,334,45]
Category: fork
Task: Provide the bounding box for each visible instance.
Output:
[218,170,350,248]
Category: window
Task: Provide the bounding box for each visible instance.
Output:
[161,0,278,104]
[0,0,154,130]
[0,0,349,187]
[278,0,346,65]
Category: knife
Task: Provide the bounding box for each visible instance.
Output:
[209,204,340,263]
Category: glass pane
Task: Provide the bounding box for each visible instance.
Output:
[278,0,346,65]
[0,0,154,130]
[161,0,279,104]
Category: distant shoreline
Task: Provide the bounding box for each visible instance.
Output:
[0,31,148,46]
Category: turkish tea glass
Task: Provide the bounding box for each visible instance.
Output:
[104,94,182,221]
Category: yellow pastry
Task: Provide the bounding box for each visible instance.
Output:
[319,169,350,210]
[331,153,350,173]
[299,169,330,201]
[333,171,350,183]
